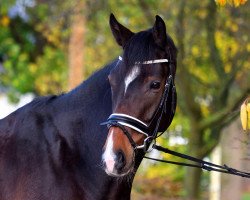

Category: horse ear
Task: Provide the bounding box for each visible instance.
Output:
[109,14,134,48]
[152,15,167,49]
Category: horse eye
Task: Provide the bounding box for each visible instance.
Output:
[150,81,161,90]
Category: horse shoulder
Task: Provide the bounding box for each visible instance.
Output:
[0,96,87,199]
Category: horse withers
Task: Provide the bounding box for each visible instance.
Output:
[0,14,177,200]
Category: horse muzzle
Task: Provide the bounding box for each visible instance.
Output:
[102,126,136,177]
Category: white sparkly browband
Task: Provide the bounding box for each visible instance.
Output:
[118,56,168,65]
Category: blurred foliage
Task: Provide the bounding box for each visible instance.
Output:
[0,0,249,199]
[216,0,248,7]
[0,1,68,98]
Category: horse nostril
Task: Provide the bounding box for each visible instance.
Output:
[115,151,126,171]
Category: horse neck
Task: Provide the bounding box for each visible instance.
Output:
[56,60,145,198]
[68,63,113,105]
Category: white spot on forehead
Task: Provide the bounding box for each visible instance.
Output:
[124,66,140,95]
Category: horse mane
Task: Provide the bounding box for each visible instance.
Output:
[70,61,114,93]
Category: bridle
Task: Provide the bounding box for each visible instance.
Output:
[101,52,176,152]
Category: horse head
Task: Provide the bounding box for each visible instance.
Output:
[102,14,177,177]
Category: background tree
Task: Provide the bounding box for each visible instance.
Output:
[176,1,249,198]
[0,0,249,199]
[68,0,85,90]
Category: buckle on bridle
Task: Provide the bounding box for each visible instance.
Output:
[136,136,155,153]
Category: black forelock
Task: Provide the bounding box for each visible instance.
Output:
[122,28,177,68]
[166,34,178,60]
[123,29,155,67]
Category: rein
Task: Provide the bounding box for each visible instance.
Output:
[145,144,250,178]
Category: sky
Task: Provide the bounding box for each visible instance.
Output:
[0,93,33,119]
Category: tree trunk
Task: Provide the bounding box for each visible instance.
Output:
[68,0,85,90]
[185,167,202,200]
[209,145,221,200]
[175,1,204,199]
[220,119,247,200]
[184,121,204,200]
[185,136,203,199]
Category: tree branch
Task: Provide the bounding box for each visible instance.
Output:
[199,88,250,130]
[220,50,250,104]
[205,0,225,78]
[175,0,202,120]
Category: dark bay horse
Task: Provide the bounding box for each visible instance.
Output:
[0,14,177,200]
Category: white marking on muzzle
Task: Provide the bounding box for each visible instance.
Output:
[124,66,140,95]
[102,130,116,172]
